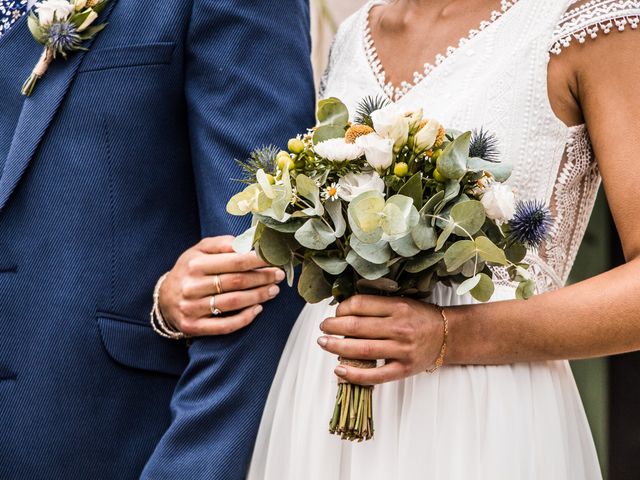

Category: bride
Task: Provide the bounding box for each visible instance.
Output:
[246,0,640,478]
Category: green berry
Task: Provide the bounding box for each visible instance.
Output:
[288,138,305,154]
[394,162,409,178]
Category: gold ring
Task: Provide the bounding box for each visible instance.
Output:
[210,295,223,316]
[213,274,224,295]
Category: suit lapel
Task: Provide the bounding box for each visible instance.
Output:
[0,0,118,212]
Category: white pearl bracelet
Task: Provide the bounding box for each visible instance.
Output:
[150,273,187,340]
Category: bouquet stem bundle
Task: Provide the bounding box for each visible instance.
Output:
[329,358,376,441]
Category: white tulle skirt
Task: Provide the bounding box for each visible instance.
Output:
[248,285,602,479]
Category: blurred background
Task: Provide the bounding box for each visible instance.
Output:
[310,1,639,479]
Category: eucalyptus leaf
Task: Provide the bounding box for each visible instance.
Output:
[255,214,305,233]
[346,250,390,280]
[450,200,486,236]
[470,273,495,302]
[516,279,536,300]
[435,221,455,251]
[350,237,393,264]
[313,125,347,145]
[397,173,423,209]
[390,233,421,257]
[312,255,349,275]
[357,278,400,293]
[295,218,336,250]
[347,190,385,244]
[298,261,332,304]
[410,217,437,250]
[421,190,445,215]
[295,174,323,215]
[475,236,508,265]
[505,242,527,264]
[232,226,257,254]
[436,131,471,180]
[434,181,461,217]
[284,259,295,287]
[316,97,349,127]
[325,199,346,237]
[467,157,513,182]
[258,228,292,266]
[456,274,482,296]
[405,251,444,273]
[444,240,477,272]
[381,195,420,239]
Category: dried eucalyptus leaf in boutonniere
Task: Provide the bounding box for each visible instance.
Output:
[21,0,109,96]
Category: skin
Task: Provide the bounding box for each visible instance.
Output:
[159,236,285,336]
[317,0,640,385]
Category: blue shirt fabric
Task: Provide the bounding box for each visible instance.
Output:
[0,0,27,38]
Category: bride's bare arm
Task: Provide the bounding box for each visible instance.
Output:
[318,30,640,384]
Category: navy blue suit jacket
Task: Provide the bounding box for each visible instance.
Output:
[0,1,314,478]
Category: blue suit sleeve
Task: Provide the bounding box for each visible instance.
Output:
[141,1,315,478]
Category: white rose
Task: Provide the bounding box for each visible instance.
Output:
[481,183,516,223]
[314,138,363,163]
[370,104,409,151]
[355,133,394,173]
[337,171,385,202]
[37,0,75,25]
[414,118,441,151]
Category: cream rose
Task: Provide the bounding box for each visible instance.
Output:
[481,183,516,223]
[337,171,385,202]
[355,133,394,173]
[370,104,409,151]
[37,0,75,25]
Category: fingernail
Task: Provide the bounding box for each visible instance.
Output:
[335,366,347,377]
[319,322,325,332]
[275,270,286,282]
[317,336,328,347]
[254,305,263,315]
[268,285,280,297]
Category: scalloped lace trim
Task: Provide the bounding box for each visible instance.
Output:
[550,0,640,54]
[362,0,521,101]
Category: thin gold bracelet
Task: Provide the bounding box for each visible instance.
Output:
[426,307,448,374]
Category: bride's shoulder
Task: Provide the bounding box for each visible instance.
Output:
[331,1,376,47]
[550,0,640,55]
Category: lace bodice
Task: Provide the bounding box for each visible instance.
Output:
[320,0,637,293]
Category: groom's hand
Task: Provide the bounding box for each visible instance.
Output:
[159,235,285,337]
[317,295,445,385]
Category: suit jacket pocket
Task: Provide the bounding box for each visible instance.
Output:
[79,42,176,73]
[97,312,188,376]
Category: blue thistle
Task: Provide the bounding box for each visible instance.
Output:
[469,128,500,163]
[509,200,553,248]
[46,21,81,56]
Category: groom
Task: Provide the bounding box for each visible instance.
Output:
[0,0,314,478]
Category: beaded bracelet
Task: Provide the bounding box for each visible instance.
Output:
[150,273,187,340]
[426,307,448,374]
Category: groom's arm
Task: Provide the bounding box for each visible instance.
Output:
[141,1,315,479]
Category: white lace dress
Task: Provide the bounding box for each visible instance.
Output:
[249,1,640,478]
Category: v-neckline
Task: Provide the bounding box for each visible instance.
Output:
[362,0,522,103]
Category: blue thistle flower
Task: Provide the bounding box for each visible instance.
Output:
[509,200,553,248]
[46,21,80,55]
[469,128,500,163]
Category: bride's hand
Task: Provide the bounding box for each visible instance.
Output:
[318,295,446,385]
[159,235,285,337]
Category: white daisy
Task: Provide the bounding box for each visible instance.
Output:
[314,138,364,163]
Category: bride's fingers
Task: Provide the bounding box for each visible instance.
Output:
[333,361,407,386]
[320,315,393,339]
[185,284,280,317]
[317,336,400,361]
[188,251,270,275]
[336,295,401,318]
[180,305,264,337]
[181,268,285,299]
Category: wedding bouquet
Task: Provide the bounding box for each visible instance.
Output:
[226,96,552,441]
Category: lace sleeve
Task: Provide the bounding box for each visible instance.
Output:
[550,0,640,54]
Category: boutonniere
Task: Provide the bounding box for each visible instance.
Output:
[21,0,109,96]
